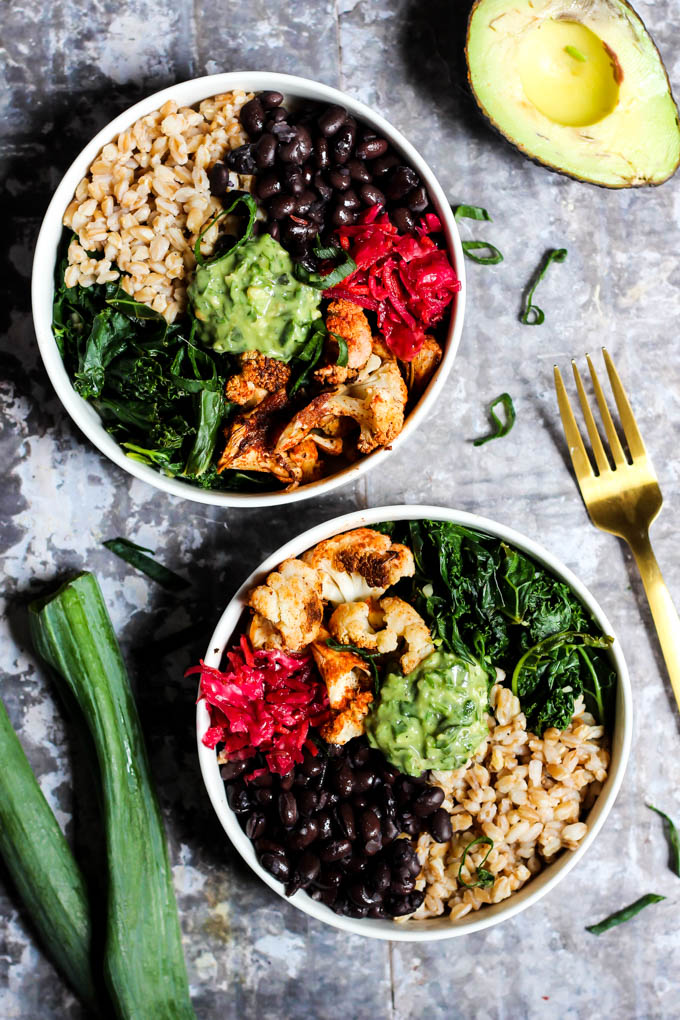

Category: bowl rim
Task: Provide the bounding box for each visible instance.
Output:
[31,71,466,508]
[196,503,633,941]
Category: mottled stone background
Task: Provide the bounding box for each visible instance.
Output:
[2,1,680,1017]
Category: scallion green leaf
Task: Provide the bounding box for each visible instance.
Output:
[647,804,680,877]
[293,243,357,289]
[326,637,381,692]
[586,893,665,935]
[473,392,516,447]
[453,204,504,265]
[458,835,495,889]
[520,248,568,325]
[193,193,257,267]
[330,332,349,367]
[103,538,190,591]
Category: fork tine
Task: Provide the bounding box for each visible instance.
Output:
[553,365,594,483]
[602,348,647,461]
[586,353,627,468]
[571,360,611,475]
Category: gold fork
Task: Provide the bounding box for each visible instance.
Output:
[554,348,680,713]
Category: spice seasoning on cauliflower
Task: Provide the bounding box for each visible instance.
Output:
[329,596,434,674]
[247,558,324,652]
[310,634,375,744]
[301,527,415,605]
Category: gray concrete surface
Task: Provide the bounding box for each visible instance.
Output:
[2,1,680,1017]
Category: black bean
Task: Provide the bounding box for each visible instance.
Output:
[313,172,332,201]
[382,816,400,843]
[301,163,314,185]
[316,810,334,842]
[260,852,290,881]
[245,813,267,840]
[360,184,385,207]
[295,850,320,886]
[314,136,330,169]
[313,886,338,906]
[255,838,287,857]
[334,765,354,798]
[261,90,284,109]
[227,785,250,814]
[386,165,419,201]
[271,120,296,142]
[322,866,344,889]
[392,206,416,233]
[294,189,317,216]
[353,793,370,810]
[389,840,421,877]
[429,807,453,843]
[250,770,273,788]
[390,871,416,895]
[279,124,313,164]
[241,97,265,137]
[266,220,280,242]
[255,171,281,200]
[356,136,389,160]
[360,809,381,843]
[387,890,424,917]
[254,132,277,169]
[255,787,274,807]
[331,204,356,228]
[364,837,382,856]
[349,881,383,907]
[225,143,256,175]
[307,200,326,225]
[353,769,376,793]
[220,760,247,780]
[316,790,330,810]
[288,818,319,850]
[372,860,391,893]
[344,853,368,875]
[347,158,371,184]
[269,194,297,220]
[369,903,386,919]
[208,162,232,196]
[318,104,347,137]
[297,790,318,816]
[342,901,369,918]
[328,167,351,192]
[278,165,304,196]
[332,123,356,164]
[381,763,401,785]
[280,772,295,791]
[319,839,353,863]
[338,802,357,841]
[406,185,429,213]
[338,188,360,211]
[372,153,400,176]
[278,790,298,828]
[412,786,445,817]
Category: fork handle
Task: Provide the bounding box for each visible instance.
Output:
[628,532,680,713]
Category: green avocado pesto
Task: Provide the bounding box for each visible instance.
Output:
[188,233,321,359]
[365,651,490,776]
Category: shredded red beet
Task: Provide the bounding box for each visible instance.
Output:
[325,207,460,361]
[189,639,330,776]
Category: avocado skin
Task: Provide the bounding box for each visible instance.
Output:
[465,0,680,189]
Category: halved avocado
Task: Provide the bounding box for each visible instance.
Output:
[466,0,680,187]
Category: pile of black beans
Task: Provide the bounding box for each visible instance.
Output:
[222,737,454,919]
[207,91,433,261]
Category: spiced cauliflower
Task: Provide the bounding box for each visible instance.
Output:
[247,558,324,651]
[329,595,434,673]
[301,527,415,605]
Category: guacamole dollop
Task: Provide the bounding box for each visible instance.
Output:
[188,233,321,359]
[365,651,490,776]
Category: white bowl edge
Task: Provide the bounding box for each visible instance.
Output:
[31,72,466,508]
[196,504,633,941]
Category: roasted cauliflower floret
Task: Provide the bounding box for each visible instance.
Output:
[328,595,434,673]
[379,596,434,673]
[310,633,374,744]
[249,612,282,650]
[276,353,407,456]
[301,527,414,605]
[407,335,442,395]
[247,558,324,651]
[328,599,398,655]
[225,351,291,408]
[314,299,373,385]
[218,390,296,483]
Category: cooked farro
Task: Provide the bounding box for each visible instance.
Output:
[396,683,609,922]
[62,91,254,321]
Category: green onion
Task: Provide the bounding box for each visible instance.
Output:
[29,573,196,1018]
[0,698,97,1010]
[103,537,190,591]
[288,322,327,396]
[647,804,680,877]
[520,248,568,325]
[565,45,587,61]
[293,239,357,289]
[453,204,504,265]
[458,835,495,888]
[193,193,257,267]
[586,893,665,935]
[330,332,349,367]
[473,393,516,447]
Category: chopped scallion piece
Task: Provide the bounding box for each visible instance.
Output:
[103,538,190,591]
[473,392,516,446]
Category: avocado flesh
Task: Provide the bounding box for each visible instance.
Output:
[466,0,680,188]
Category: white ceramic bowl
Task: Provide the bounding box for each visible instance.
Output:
[31,72,466,508]
[197,504,632,941]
